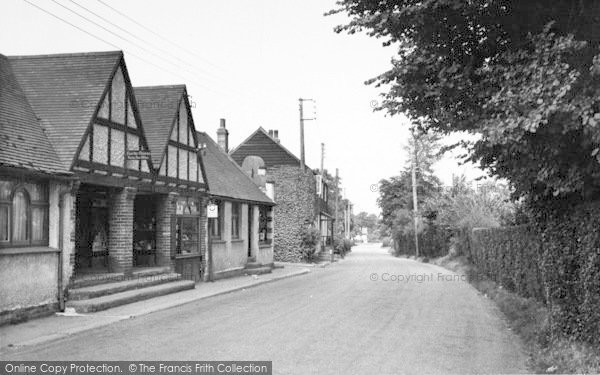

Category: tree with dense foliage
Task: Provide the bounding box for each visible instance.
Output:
[377,130,442,235]
[328,1,600,211]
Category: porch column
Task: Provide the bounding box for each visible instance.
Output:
[108,187,136,273]
[155,192,178,270]
[250,205,259,257]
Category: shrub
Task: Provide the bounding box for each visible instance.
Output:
[300,227,320,262]
[334,235,354,256]
[381,237,393,248]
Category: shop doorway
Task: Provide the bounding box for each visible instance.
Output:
[133,194,157,267]
[75,185,110,273]
[248,205,253,258]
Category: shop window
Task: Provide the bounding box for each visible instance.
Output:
[175,197,200,255]
[176,217,199,255]
[231,202,240,239]
[209,203,223,240]
[0,178,49,247]
[259,205,271,244]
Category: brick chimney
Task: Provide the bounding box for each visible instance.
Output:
[217,118,228,152]
[268,129,280,143]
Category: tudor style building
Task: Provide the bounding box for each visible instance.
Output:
[134,85,208,280]
[1,51,206,320]
[230,127,333,262]
[197,122,275,279]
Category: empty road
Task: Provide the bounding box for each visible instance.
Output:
[2,243,528,374]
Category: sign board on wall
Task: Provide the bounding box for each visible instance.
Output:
[126,150,152,160]
[207,204,219,218]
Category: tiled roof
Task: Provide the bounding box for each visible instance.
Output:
[133,85,184,167]
[198,132,274,205]
[7,51,122,169]
[230,127,308,168]
[0,54,69,175]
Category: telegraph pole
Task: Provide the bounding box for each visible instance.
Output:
[299,98,305,171]
[332,168,339,262]
[411,129,419,258]
[320,143,325,174]
[298,98,316,172]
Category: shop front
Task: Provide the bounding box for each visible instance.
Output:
[173,195,203,281]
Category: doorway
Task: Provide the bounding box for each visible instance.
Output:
[75,185,110,273]
[248,204,253,258]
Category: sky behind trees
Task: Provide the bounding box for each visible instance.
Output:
[0,0,483,213]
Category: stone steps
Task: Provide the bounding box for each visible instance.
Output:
[244,267,272,276]
[66,279,195,313]
[68,273,182,301]
[245,261,264,269]
[70,266,172,289]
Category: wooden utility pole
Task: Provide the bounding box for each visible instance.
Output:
[320,143,325,174]
[411,129,419,258]
[332,168,339,262]
[299,98,305,171]
[298,98,316,172]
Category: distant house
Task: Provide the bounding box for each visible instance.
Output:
[230,127,333,262]
[198,120,275,278]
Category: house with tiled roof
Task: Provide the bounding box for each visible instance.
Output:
[134,84,208,281]
[198,121,275,279]
[0,54,75,324]
[230,127,333,262]
[0,51,207,323]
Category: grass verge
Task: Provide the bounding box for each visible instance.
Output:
[433,254,600,374]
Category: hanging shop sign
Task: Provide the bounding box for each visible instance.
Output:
[207,204,218,218]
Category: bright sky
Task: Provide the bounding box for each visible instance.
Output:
[0,0,485,214]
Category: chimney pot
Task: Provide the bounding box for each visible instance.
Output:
[217,118,229,152]
[273,130,279,142]
[268,129,274,137]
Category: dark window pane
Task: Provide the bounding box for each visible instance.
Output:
[0,205,8,241]
[0,180,14,201]
[12,190,28,241]
[32,206,46,241]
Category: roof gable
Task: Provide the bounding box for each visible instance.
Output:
[198,131,273,205]
[0,55,68,175]
[133,85,185,167]
[230,127,303,168]
[7,51,122,170]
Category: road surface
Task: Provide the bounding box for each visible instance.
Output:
[2,243,528,374]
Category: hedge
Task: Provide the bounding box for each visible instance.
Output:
[470,226,545,301]
[468,203,600,346]
[393,225,452,258]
